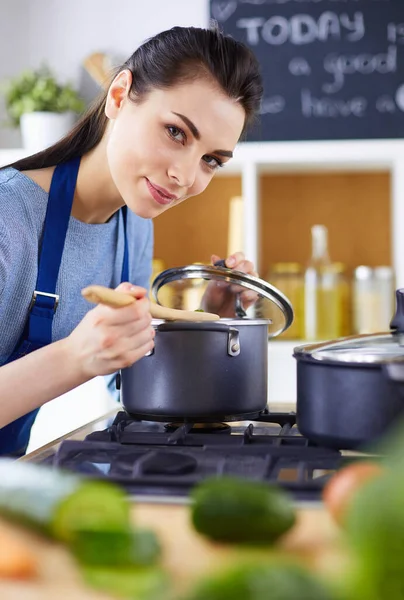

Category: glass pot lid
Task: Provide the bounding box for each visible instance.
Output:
[295,289,404,365]
[151,264,294,337]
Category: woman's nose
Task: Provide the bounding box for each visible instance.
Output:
[167,157,198,190]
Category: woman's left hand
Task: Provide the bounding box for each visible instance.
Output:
[201,252,259,317]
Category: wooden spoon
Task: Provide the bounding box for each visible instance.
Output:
[81,285,220,322]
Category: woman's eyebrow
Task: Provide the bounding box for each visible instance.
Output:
[171,112,233,157]
[172,112,200,139]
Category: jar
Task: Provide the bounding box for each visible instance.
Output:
[353,266,395,334]
[266,263,304,339]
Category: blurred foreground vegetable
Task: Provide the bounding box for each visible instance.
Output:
[191,476,296,544]
[181,559,337,600]
[0,525,38,579]
[0,459,130,543]
[322,461,383,526]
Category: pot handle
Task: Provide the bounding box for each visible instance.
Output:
[383,360,404,384]
[390,289,404,334]
[383,289,404,384]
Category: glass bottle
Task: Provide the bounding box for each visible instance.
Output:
[303,225,342,340]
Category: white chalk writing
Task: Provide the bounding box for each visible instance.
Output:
[236,12,364,45]
[260,96,286,114]
[289,57,312,75]
[301,89,367,117]
[323,46,397,93]
[387,23,404,44]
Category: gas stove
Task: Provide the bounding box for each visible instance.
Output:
[42,410,350,503]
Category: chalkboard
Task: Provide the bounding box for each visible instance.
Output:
[209,0,404,141]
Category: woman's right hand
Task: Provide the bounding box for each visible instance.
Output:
[66,282,155,378]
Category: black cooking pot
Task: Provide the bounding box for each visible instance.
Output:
[119,264,293,422]
[294,289,404,450]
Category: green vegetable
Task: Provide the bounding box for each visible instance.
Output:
[191,476,296,544]
[71,527,161,567]
[345,471,404,600]
[82,565,170,600]
[0,459,130,542]
[182,560,335,600]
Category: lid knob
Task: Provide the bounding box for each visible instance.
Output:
[390,289,404,333]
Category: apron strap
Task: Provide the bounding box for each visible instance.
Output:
[27,157,81,345]
[121,205,129,283]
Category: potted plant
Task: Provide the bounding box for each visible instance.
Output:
[2,66,85,152]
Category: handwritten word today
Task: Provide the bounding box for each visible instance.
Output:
[236,11,365,45]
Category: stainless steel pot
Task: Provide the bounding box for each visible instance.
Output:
[119,264,293,422]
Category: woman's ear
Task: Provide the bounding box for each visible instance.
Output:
[105,69,133,119]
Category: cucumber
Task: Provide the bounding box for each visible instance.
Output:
[0,459,130,542]
[191,476,296,545]
[182,560,335,600]
[71,527,161,567]
[81,565,170,600]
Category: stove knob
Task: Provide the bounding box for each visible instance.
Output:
[115,372,121,390]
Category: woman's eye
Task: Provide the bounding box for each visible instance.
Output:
[203,155,224,170]
[167,125,186,144]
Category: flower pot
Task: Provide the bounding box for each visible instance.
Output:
[20,111,76,152]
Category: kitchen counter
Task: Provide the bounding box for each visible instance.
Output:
[0,486,347,600]
[2,403,353,599]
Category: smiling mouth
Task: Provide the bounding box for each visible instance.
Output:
[145,178,178,206]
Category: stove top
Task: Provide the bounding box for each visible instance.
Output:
[44,410,349,503]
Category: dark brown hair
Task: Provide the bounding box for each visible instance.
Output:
[7,25,263,171]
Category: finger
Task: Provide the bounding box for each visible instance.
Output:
[240,290,259,304]
[233,260,256,275]
[211,254,221,265]
[226,252,245,268]
[105,326,155,361]
[115,282,148,299]
[92,297,151,326]
[118,339,156,369]
[120,317,155,339]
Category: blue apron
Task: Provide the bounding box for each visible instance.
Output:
[0,157,129,456]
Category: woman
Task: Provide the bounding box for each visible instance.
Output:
[0,25,263,455]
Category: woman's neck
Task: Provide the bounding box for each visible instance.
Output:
[72,138,124,224]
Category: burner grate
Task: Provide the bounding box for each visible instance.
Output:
[48,411,347,502]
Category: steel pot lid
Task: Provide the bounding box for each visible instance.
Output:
[295,289,404,365]
[294,332,404,364]
[151,264,294,337]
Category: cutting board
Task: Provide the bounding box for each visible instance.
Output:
[0,503,349,599]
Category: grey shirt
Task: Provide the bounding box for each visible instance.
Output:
[0,167,153,366]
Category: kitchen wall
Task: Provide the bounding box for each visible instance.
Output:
[0,0,29,147]
[0,0,209,147]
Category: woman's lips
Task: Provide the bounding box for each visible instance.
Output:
[145,178,177,206]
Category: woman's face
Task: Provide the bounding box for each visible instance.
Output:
[105,71,246,219]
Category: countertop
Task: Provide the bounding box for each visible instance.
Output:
[2,403,352,599]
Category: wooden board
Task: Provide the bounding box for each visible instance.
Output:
[0,503,348,599]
